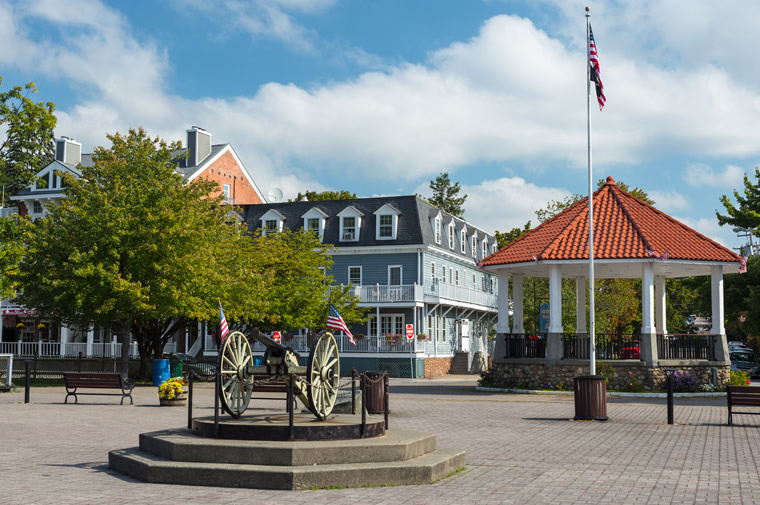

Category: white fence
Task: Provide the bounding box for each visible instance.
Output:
[0,341,142,358]
[206,332,420,355]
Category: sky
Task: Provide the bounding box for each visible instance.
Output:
[1,0,759,252]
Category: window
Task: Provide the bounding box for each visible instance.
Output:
[492,244,498,254]
[472,273,476,289]
[264,219,277,234]
[455,270,459,286]
[448,223,455,249]
[434,216,442,244]
[342,216,357,240]
[33,201,43,214]
[442,265,447,283]
[306,217,320,234]
[380,314,404,336]
[35,172,50,190]
[482,239,488,259]
[489,277,495,294]
[378,215,393,238]
[388,265,402,285]
[222,183,231,200]
[369,316,377,337]
[460,229,466,253]
[349,266,362,285]
[449,268,452,284]
[471,235,477,258]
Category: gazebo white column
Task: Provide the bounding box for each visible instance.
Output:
[86,328,94,357]
[493,271,510,361]
[512,274,524,334]
[60,325,69,357]
[711,265,729,362]
[576,277,586,334]
[655,275,667,335]
[546,265,563,363]
[641,263,657,366]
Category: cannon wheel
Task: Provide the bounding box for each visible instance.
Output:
[306,331,340,420]
[218,331,253,417]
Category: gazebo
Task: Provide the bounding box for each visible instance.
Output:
[481,177,743,391]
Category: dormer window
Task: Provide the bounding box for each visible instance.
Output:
[260,209,285,236]
[448,222,455,249]
[482,238,488,259]
[338,206,363,242]
[460,228,466,253]
[35,172,50,190]
[471,235,477,258]
[373,203,400,240]
[379,215,393,237]
[302,207,328,242]
[492,243,498,255]
[434,214,442,244]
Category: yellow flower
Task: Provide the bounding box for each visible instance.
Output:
[158,377,186,399]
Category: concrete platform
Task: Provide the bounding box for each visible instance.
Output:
[109,427,465,490]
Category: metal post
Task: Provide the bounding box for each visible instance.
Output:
[351,368,357,415]
[214,363,220,437]
[77,352,82,372]
[665,368,675,425]
[360,373,367,438]
[288,373,295,441]
[384,372,390,430]
[187,371,194,430]
[24,360,31,403]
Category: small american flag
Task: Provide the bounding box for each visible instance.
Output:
[588,24,606,111]
[219,302,229,342]
[327,304,355,345]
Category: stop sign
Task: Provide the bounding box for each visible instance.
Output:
[272,331,281,344]
[406,324,414,340]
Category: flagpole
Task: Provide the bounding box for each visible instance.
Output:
[586,6,596,376]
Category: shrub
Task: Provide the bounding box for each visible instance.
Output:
[699,383,717,392]
[595,361,614,383]
[671,370,699,392]
[478,369,494,387]
[728,370,751,386]
[622,371,648,392]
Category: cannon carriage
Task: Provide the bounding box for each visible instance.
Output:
[218,329,340,420]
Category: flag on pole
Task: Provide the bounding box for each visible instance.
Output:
[219,302,229,342]
[327,304,355,345]
[588,24,606,110]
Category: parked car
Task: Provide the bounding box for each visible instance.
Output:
[730,350,760,378]
[621,341,641,360]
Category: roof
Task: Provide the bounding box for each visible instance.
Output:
[175,144,227,178]
[482,176,741,276]
[242,195,496,253]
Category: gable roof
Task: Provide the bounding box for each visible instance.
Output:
[482,177,741,272]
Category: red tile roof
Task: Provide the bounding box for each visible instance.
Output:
[482,177,741,266]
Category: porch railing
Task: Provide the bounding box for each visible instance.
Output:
[504,333,546,358]
[657,334,716,360]
[0,341,140,358]
[563,333,642,360]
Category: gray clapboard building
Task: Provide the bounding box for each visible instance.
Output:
[243,195,498,377]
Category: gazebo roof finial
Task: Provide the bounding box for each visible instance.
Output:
[605,176,616,186]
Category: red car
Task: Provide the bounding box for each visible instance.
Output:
[621,342,640,359]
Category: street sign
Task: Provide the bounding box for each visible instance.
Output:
[272,331,281,344]
[406,324,414,340]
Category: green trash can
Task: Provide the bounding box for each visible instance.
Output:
[170,359,183,378]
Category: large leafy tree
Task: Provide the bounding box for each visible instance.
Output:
[16,128,263,378]
[0,215,31,300]
[429,172,467,217]
[0,78,57,200]
[716,167,760,240]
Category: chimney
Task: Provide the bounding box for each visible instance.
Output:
[186,126,212,166]
[55,137,82,165]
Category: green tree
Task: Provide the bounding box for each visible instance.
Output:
[429,172,467,217]
[495,222,532,249]
[0,78,57,200]
[16,128,261,379]
[292,190,357,202]
[716,167,760,240]
[0,215,31,300]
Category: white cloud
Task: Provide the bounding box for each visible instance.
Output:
[683,163,746,189]
[648,190,690,213]
[415,176,572,235]
[674,215,741,250]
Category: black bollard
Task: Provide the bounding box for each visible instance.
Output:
[187,371,194,430]
[665,368,675,425]
[351,368,357,415]
[24,360,32,403]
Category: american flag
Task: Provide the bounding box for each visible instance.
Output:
[588,24,606,110]
[327,304,355,345]
[219,302,229,342]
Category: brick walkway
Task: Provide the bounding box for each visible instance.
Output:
[2,377,759,505]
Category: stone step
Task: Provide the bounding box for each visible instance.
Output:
[109,446,465,490]
[139,428,437,466]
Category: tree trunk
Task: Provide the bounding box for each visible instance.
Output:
[119,319,131,381]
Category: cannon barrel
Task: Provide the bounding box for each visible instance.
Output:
[248,328,288,357]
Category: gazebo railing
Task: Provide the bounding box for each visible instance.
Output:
[563,333,642,360]
[657,334,716,361]
[504,333,546,359]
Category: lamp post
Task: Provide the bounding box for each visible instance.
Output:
[733,227,757,256]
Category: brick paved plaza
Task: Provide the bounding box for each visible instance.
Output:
[2,377,760,505]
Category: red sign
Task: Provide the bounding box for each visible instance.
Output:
[406,324,414,340]
[272,331,281,344]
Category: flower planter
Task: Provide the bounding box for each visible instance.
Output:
[159,392,187,406]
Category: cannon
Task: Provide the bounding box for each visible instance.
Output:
[218,329,340,420]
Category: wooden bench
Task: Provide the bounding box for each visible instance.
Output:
[252,375,296,412]
[727,385,760,425]
[63,372,134,405]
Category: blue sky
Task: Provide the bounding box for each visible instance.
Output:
[2,0,759,252]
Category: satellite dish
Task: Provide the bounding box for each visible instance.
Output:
[267,187,283,203]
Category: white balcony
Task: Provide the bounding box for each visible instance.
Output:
[425,282,497,309]
[346,284,424,304]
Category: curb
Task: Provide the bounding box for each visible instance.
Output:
[474,386,726,398]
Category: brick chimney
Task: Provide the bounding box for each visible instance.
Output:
[186,126,212,167]
[55,137,82,165]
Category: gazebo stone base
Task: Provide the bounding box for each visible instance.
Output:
[491,361,730,392]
